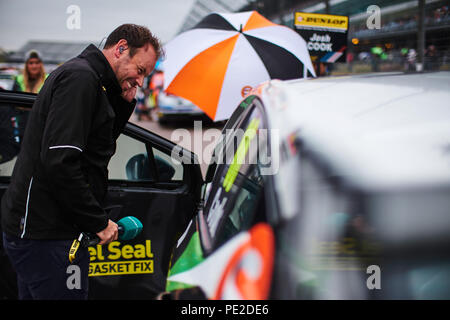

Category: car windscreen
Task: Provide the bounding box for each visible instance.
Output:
[202,101,268,251]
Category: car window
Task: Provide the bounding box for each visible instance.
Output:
[204,95,257,184]
[213,161,265,248]
[203,101,267,250]
[107,133,183,183]
[0,103,29,177]
[108,134,152,181]
[152,146,183,181]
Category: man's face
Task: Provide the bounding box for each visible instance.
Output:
[114,44,157,94]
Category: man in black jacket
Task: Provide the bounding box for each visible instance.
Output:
[1,24,162,299]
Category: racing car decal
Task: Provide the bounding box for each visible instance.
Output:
[167,223,274,299]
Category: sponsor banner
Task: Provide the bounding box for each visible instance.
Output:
[89,259,154,276]
[88,240,154,277]
[294,12,348,63]
[294,12,348,32]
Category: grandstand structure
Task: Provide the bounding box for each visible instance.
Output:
[179,0,449,70]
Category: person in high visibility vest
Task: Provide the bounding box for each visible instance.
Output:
[11,50,48,145]
[13,50,48,93]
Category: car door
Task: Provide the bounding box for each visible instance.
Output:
[0,90,203,299]
[166,96,276,299]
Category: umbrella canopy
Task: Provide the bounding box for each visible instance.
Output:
[163,11,316,121]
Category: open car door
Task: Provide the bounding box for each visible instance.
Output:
[0,90,203,299]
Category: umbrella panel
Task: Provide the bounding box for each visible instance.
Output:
[166,34,240,120]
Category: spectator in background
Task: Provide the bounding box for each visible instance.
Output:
[370,46,383,72]
[11,50,49,146]
[405,48,417,72]
[135,86,150,121]
[148,69,164,116]
[312,61,329,77]
[13,50,48,93]
[425,45,440,71]
[347,52,354,72]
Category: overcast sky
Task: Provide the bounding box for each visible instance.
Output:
[0,0,195,51]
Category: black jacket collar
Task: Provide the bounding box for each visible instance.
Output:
[78,44,122,95]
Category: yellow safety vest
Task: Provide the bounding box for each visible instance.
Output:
[15,73,49,92]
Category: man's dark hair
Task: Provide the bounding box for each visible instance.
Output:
[104,24,163,59]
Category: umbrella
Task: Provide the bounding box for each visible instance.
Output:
[163,11,316,121]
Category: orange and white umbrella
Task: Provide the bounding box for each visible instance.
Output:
[163,11,316,121]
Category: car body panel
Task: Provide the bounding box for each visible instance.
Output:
[166,221,205,291]
[168,222,274,300]
[0,70,18,91]
[260,72,450,191]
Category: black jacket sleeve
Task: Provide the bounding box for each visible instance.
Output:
[40,69,108,234]
[110,95,136,140]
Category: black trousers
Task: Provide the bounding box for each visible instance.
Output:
[2,233,90,300]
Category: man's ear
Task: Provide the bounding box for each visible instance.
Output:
[115,39,128,58]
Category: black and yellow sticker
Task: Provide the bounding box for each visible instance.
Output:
[295,12,348,31]
[88,240,154,277]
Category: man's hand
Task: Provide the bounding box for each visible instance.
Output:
[121,86,137,102]
[96,219,119,245]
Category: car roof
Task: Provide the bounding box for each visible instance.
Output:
[258,72,450,192]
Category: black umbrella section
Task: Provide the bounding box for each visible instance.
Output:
[192,13,236,31]
[190,13,312,80]
[244,34,305,80]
